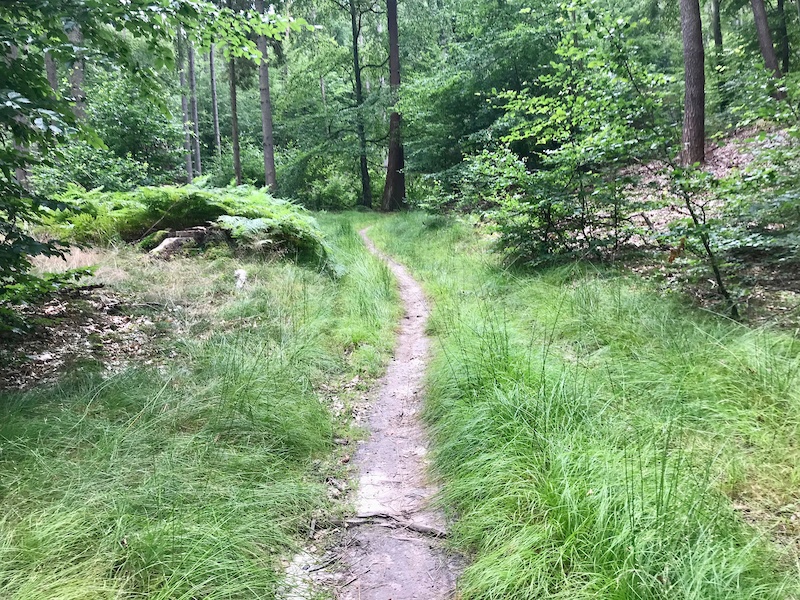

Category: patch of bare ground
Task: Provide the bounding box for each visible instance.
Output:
[613,127,800,325]
[0,247,228,390]
[0,286,176,390]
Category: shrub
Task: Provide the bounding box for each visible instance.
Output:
[30,141,150,197]
[206,143,267,188]
[42,185,332,263]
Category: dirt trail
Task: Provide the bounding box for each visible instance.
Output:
[334,229,459,599]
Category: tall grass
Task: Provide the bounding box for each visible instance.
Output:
[0,217,398,599]
[369,213,800,599]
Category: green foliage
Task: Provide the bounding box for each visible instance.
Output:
[207,143,269,188]
[43,185,332,263]
[217,207,330,263]
[463,5,677,260]
[31,141,150,197]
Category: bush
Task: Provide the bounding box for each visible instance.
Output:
[31,141,150,197]
[42,185,331,262]
[206,143,267,188]
[275,147,360,210]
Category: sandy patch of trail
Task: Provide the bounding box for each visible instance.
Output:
[331,229,460,599]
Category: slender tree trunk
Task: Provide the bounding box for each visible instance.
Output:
[177,33,193,183]
[350,0,372,208]
[67,26,85,119]
[711,0,723,54]
[751,0,786,94]
[711,0,728,108]
[45,51,58,91]
[188,43,202,176]
[680,0,705,165]
[209,44,222,158]
[777,0,790,73]
[8,46,28,186]
[229,57,242,186]
[256,0,278,192]
[381,0,405,211]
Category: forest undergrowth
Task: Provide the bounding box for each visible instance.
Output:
[0,218,399,599]
[368,212,800,600]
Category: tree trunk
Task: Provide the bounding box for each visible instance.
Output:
[381,0,405,211]
[229,57,242,186]
[751,0,785,82]
[777,0,790,73]
[188,43,202,176]
[177,33,193,183]
[209,44,222,158]
[711,0,728,107]
[45,51,58,91]
[680,0,705,165]
[350,0,372,208]
[67,25,85,119]
[256,0,278,192]
[711,0,723,53]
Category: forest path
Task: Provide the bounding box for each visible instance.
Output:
[333,228,460,599]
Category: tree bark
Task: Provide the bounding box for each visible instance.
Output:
[256,0,278,192]
[381,0,405,211]
[188,42,202,176]
[177,33,193,183]
[777,0,790,73]
[209,44,222,158]
[229,57,242,186]
[751,0,785,82]
[45,51,58,91]
[67,25,85,119]
[350,0,372,208]
[680,0,705,165]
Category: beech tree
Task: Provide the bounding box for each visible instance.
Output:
[750,0,784,81]
[349,0,372,207]
[188,42,202,175]
[256,0,277,191]
[209,44,222,157]
[381,0,404,211]
[177,32,194,182]
[229,54,243,185]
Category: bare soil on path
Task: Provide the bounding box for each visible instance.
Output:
[333,229,460,599]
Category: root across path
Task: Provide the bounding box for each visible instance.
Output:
[334,229,460,599]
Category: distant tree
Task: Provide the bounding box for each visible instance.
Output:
[750,0,785,86]
[177,31,194,182]
[256,0,277,191]
[381,0,404,211]
[209,44,222,157]
[188,42,202,175]
[680,0,705,165]
[66,24,85,119]
[777,0,790,73]
[229,51,243,185]
[348,0,372,207]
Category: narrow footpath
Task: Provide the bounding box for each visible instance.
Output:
[335,229,460,599]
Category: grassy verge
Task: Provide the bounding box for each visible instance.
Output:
[369,212,800,599]
[0,216,398,599]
